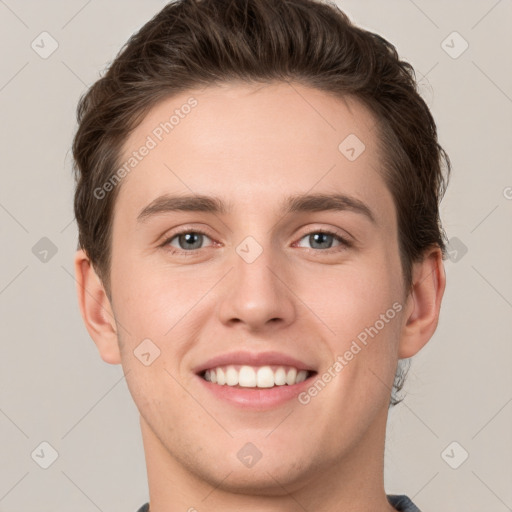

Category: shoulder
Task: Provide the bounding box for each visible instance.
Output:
[387,494,422,512]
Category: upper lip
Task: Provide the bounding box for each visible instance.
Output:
[192,350,317,374]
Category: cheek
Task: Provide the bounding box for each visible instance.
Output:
[299,256,403,388]
[110,249,197,337]
[298,251,402,336]
[110,256,215,381]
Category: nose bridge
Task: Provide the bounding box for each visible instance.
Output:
[217,233,296,329]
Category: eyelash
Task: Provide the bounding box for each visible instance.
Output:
[160,228,353,256]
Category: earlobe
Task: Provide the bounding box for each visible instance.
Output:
[74,249,121,365]
[398,247,446,359]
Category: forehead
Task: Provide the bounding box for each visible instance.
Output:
[115,81,394,225]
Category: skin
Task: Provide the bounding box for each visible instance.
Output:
[75,82,445,512]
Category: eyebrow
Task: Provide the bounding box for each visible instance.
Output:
[137,192,377,225]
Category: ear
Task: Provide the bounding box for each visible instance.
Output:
[74,249,121,365]
[398,246,446,359]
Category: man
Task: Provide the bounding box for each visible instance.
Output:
[71,0,450,510]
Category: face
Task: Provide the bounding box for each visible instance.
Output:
[107,82,409,492]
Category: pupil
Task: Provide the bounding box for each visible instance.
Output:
[180,233,202,249]
[311,233,332,249]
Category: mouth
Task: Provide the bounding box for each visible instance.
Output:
[193,350,318,408]
[198,364,318,389]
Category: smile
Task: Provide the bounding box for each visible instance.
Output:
[193,350,319,409]
[201,365,316,388]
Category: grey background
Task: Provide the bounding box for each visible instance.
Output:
[0,0,511,510]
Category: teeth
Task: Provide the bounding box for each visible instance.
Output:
[202,365,311,388]
[226,366,238,386]
[216,367,226,385]
[285,367,297,385]
[274,367,286,385]
[296,370,308,383]
[239,366,256,387]
[256,366,274,388]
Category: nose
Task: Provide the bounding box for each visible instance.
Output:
[217,242,297,332]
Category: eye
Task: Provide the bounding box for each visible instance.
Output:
[160,228,352,256]
[295,230,352,251]
[163,230,214,253]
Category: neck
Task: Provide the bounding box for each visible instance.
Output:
[139,409,397,512]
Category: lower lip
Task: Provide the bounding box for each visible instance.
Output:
[195,373,316,409]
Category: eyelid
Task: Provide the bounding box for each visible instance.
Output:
[293,228,354,251]
[159,225,217,250]
[160,224,354,254]
[296,224,354,243]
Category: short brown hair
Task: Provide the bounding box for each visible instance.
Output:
[72,0,451,405]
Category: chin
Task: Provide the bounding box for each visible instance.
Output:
[204,461,312,497]
[215,441,317,489]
